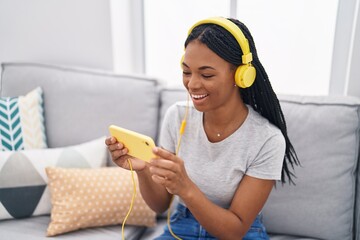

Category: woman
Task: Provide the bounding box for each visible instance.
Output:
[106,17,299,239]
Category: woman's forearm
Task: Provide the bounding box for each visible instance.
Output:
[136,166,172,214]
[181,186,247,239]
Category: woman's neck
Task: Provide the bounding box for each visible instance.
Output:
[203,102,248,142]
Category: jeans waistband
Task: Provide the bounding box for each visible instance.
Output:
[176,203,193,218]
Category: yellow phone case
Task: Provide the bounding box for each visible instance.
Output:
[109,125,156,162]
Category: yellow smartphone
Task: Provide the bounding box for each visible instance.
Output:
[108,125,156,162]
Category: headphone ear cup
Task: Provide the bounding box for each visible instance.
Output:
[235,64,256,88]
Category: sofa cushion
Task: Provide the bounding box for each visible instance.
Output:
[158,88,188,137]
[262,95,360,240]
[268,235,318,240]
[0,137,107,221]
[46,167,156,236]
[0,87,47,151]
[0,215,146,240]
[0,63,160,149]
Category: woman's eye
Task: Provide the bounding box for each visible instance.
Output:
[202,75,214,79]
[183,72,191,76]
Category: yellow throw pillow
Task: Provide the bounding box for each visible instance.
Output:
[46,167,156,237]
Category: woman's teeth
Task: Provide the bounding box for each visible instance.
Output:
[192,94,208,99]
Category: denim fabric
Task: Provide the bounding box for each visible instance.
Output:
[154,204,269,240]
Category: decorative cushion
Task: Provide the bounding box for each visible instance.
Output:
[0,87,47,151]
[45,167,156,237]
[0,137,107,220]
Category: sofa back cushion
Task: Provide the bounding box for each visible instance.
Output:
[0,63,160,148]
[262,95,360,240]
[159,88,189,129]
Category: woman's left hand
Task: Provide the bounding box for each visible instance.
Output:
[149,147,194,197]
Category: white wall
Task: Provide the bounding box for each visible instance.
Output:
[329,0,360,98]
[347,2,360,97]
[1,0,359,98]
[143,0,340,96]
[236,0,338,96]
[143,0,231,85]
[110,0,145,74]
[0,0,113,70]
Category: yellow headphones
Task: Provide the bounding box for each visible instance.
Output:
[182,17,256,88]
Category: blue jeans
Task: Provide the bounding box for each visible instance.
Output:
[155,204,269,240]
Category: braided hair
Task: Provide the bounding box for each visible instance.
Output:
[184,18,300,184]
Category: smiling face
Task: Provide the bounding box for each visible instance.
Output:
[182,40,243,114]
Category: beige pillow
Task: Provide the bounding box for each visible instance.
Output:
[46,167,156,236]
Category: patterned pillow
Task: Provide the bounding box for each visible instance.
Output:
[0,137,107,220]
[45,167,156,237]
[0,87,47,151]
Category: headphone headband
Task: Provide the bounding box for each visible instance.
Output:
[188,17,253,64]
[185,17,256,88]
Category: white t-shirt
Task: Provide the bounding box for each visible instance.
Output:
[159,101,285,209]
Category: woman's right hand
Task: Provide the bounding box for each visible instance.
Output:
[105,136,147,171]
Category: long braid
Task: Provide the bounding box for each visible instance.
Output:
[185,19,300,184]
[237,20,300,183]
[249,59,299,183]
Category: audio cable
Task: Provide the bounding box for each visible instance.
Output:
[167,94,189,240]
[121,159,136,240]
[122,94,189,240]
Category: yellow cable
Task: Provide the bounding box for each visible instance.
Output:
[122,158,137,240]
[167,195,182,240]
[123,95,189,240]
[167,94,190,240]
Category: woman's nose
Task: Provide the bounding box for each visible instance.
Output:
[187,74,201,89]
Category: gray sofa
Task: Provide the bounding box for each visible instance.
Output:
[0,62,359,240]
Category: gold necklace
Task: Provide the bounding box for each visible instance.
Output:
[204,107,248,140]
[205,118,239,139]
